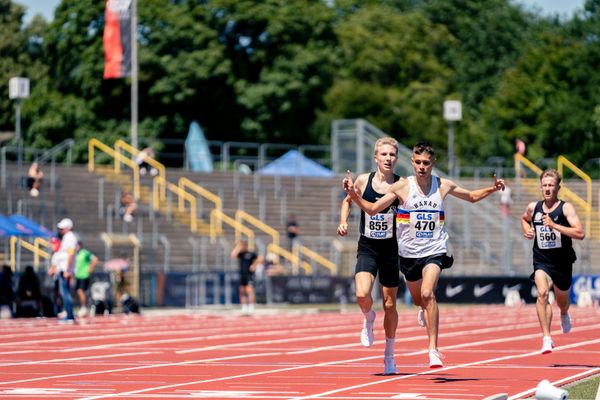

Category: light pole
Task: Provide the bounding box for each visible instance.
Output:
[443,100,462,177]
[9,77,30,166]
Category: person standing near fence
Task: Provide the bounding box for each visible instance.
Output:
[337,137,401,375]
[520,169,584,354]
[230,239,262,313]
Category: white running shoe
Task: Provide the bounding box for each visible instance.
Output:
[360,310,376,347]
[77,306,88,318]
[429,349,444,368]
[560,313,572,334]
[418,309,425,327]
[541,336,554,354]
[384,356,398,375]
[57,311,67,319]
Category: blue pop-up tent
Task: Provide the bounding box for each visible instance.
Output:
[257,150,335,177]
[0,216,22,237]
[0,215,53,237]
[9,215,53,237]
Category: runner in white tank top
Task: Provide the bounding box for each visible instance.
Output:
[344,141,505,368]
[396,175,448,258]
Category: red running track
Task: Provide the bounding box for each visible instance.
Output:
[0,304,599,399]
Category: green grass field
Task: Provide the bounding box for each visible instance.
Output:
[564,374,600,400]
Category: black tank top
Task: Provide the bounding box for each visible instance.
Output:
[532,201,576,265]
[359,172,400,237]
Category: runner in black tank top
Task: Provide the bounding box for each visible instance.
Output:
[521,169,584,354]
[337,137,401,375]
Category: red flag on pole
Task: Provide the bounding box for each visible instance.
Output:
[103,0,132,79]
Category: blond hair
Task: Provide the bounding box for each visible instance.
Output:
[540,168,561,185]
[373,137,399,155]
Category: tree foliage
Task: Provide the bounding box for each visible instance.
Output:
[1,0,599,171]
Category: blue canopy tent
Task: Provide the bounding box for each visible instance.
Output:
[8,215,54,237]
[257,150,335,177]
[0,215,23,237]
[0,215,53,237]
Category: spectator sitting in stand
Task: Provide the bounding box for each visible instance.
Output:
[15,265,42,318]
[119,192,138,223]
[135,147,158,176]
[26,162,44,197]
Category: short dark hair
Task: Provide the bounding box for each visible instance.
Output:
[413,142,435,158]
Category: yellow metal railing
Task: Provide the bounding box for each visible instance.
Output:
[516,153,593,236]
[210,208,255,249]
[33,237,51,267]
[9,237,51,271]
[114,139,166,200]
[235,210,280,248]
[297,244,337,275]
[88,138,141,199]
[235,210,337,275]
[557,155,593,236]
[514,153,543,177]
[153,176,198,232]
[178,177,223,233]
[267,243,312,275]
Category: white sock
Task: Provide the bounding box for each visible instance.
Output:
[363,309,374,320]
[385,337,395,357]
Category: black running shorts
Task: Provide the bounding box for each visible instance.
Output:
[400,253,454,282]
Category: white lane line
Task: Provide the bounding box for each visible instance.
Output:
[287,320,543,355]
[0,351,159,367]
[0,352,282,386]
[509,367,600,399]
[288,320,600,356]
[75,336,600,400]
[288,337,600,400]
[76,353,396,400]
[0,320,359,352]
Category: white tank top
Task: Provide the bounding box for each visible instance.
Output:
[396,176,448,257]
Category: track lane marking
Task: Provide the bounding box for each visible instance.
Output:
[289,337,600,399]
[70,330,600,399]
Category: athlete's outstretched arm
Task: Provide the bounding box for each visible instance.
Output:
[445,174,505,203]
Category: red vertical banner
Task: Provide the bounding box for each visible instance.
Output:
[103,0,132,79]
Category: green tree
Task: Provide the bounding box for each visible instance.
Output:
[481,28,600,165]
[208,0,338,144]
[0,1,47,138]
[318,5,453,155]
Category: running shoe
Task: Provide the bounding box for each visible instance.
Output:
[360,310,376,347]
[560,313,572,334]
[541,336,554,354]
[384,356,398,375]
[77,306,88,318]
[418,309,425,327]
[429,349,443,368]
